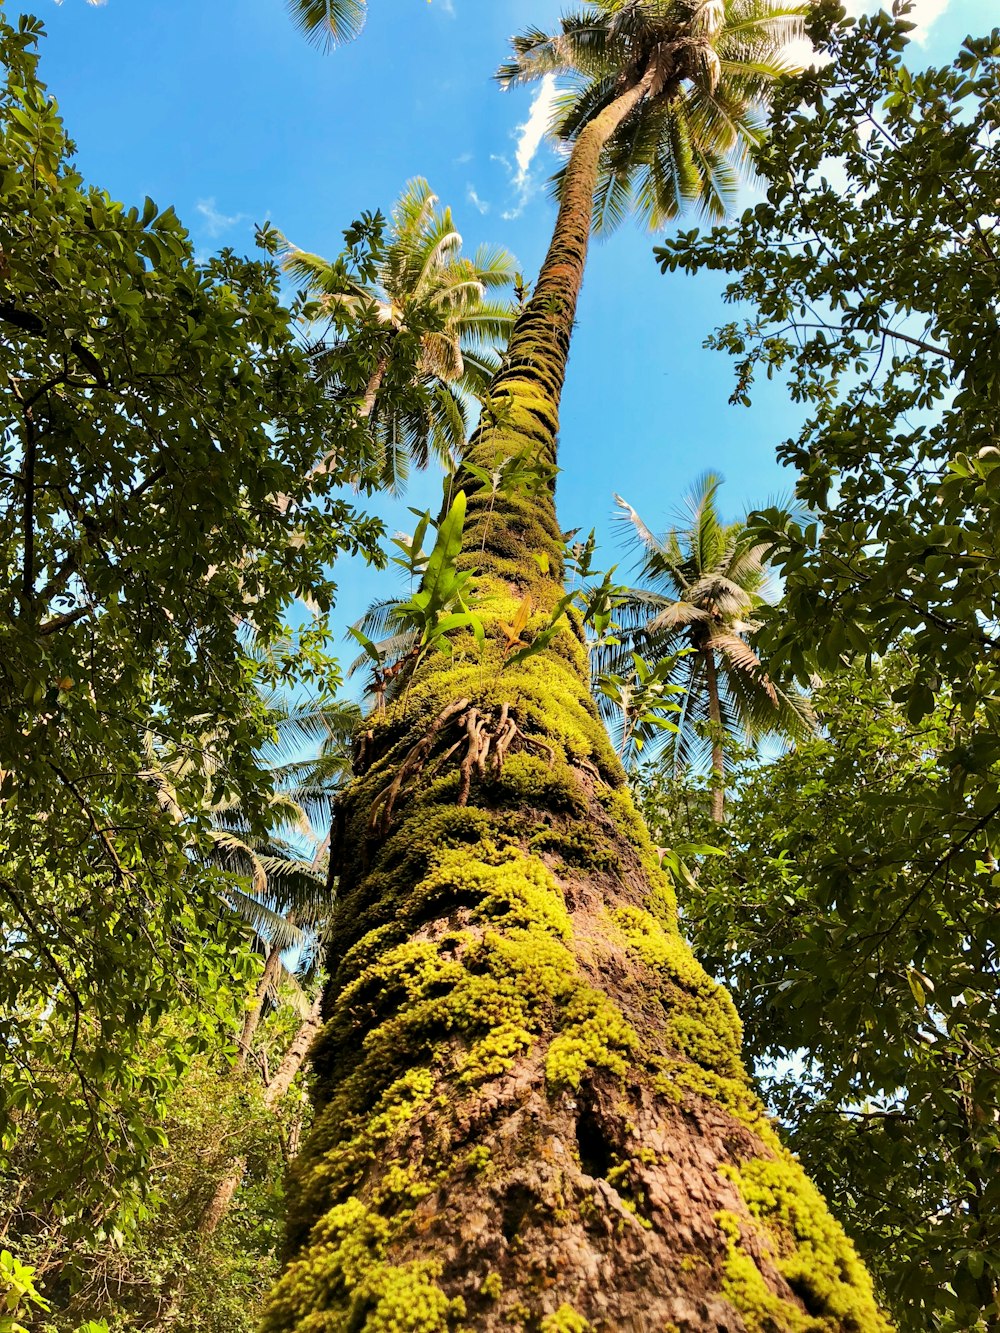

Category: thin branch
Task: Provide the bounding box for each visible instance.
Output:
[48,762,130,883]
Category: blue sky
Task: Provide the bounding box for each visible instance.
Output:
[24,0,996,663]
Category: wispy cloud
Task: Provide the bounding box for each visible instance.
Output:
[502,73,560,219]
[841,0,949,42]
[195,197,247,237]
[905,0,950,43]
[786,0,949,65]
[466,185,490,215]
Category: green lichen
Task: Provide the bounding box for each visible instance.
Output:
[465,1145,492,1173]
[360,1265,465,1333]
[614,905,743,1077]
[539,1304,593,1333]
[529,823,621,872]
[484,753,587,815]
[716,1210,820,1333]
[479,1271,503,1300]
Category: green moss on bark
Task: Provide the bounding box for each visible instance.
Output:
[262,132,890,1321]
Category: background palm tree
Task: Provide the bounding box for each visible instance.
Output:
[286,0,367,50]
[603,472,815,820]
[194,691,360,1235]
[277,178,516,491]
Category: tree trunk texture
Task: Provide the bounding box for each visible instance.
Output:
[199,996,324,1238]
[237,944,284,1071]
[703,649,726,825]
[261,82,891,1333]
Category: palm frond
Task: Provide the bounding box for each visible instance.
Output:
[221,885,309,953]
[286,0,366,49]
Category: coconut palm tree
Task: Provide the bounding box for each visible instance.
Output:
[287,0,367,49]
[262,8,888,1329]
[277,178,516,491]
[605,473,815,819]
[194,692,360,1236]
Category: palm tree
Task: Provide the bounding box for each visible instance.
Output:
[263,8,888,1329]
[286,0,367,49]
[605,473,815,819]
[277,178,516,491]
[195,693,360,1236]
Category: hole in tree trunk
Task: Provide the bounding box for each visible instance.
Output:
[576,1101,613,1181]
[501,1182,535,1242]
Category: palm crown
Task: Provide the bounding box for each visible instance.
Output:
[498,0,807,227]
[601,473,815,814]
[278,178,516,489]
[287,0,367,50]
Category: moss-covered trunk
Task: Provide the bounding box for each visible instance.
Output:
[261,83,891,1333]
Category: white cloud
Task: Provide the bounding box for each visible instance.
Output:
[842,0,949,43]
[904,0,950,43]
[500,74,560,220]
[786,0,949,64]
[195,197,247,237]
[514,73,559,188]
[466,185,490,215]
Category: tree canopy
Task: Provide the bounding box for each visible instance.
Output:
[653,5,1000,1326]
[0,4,387,1254]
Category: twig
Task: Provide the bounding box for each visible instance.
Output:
[49,762,129,883]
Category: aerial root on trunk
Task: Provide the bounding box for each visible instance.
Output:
[367,698,558,833]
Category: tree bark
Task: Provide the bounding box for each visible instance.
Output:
[198,996,323,1238]
[262,74,891,1333]
[359,351,391,422]
[236,944,283,1071]
[704,648,726,825]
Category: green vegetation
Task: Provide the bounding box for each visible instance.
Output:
[647,6,1000,1327]
[598,472,814,810]
[3,1,998,1330]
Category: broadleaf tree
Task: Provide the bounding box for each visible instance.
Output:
[656,3,1000,1327]
[0,6,387,1262]
[648,655,1000,1332]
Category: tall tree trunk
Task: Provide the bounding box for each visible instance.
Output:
[359,351,391,421]
[237,944,284,1071]
[704,648,726,824]
[199,996,324,1238]
[262,80,890,1333]
[275,346,392,514]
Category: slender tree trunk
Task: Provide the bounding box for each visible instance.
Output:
[262,995,323,1112]
[199,996,324,1239]
[274,347,392,514]
[194,946,281,1236]
[237,945,283,1071]
[262,76,890,1333]
[359,351,391,421]
[704,648,726,824]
